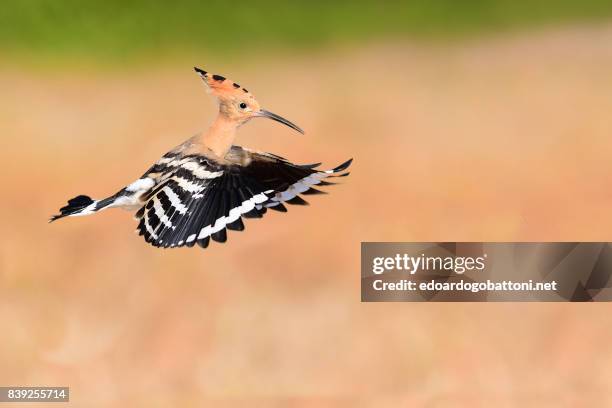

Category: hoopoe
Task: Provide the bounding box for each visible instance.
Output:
[50,67,352,249]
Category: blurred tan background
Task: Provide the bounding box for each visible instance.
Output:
[2,2,612,406]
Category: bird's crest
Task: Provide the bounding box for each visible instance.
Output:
[194,67,252,98]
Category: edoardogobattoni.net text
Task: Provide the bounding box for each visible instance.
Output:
[373,279,558,293]
[372,253,487,275]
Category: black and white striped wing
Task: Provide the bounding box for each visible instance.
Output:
[136,153,351,249]
[242,153,352,210]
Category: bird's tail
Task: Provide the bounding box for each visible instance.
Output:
[49,195,102,222]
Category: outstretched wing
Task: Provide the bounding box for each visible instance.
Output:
[243,152,352,209]
[136,151,352,249]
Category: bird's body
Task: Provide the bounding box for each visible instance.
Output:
[51,68,352,249]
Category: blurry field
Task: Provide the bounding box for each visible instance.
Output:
[2,21,612,407]
[3,0,612,63]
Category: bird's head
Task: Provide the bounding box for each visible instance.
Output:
[194,67,303,134]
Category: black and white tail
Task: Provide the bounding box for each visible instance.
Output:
[49,195,105,222]
[50,174,157,223]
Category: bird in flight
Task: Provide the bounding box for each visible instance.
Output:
[50,67,352,249]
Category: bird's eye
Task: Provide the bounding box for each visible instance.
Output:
[239,102,248,110]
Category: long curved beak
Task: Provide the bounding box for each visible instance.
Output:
[258,109,304,134]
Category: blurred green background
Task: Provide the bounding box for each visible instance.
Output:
[2,0,612,64]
